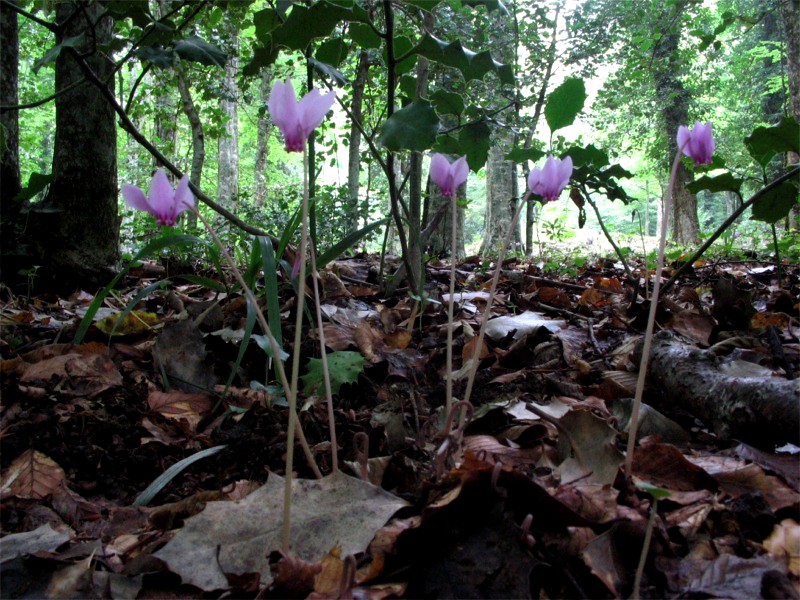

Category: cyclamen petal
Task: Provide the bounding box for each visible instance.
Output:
[269,79,335,153]
[528,155,572,202]
[122,169,194,227]
[430,153,469,198]
[678,121,715,165]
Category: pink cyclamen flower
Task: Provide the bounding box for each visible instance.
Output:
[268,79,336,153]
[527,155,573,202]
[121,169,194,226]
[430,153,468,198]
[677,122,715,165]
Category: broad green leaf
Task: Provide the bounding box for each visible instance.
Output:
[751,181,799,224]
[600,164,634,180]
[302,351,364,396]
[13,172,54,202]
[316,38,348,68]
[104,0,151,27]
[434,121,492,172]
[174,36,227,67]
[564,144,609,168]
[246,1,369,75]
[33,34,85,73]
[348,23,381,49]
[412,34,514,85]
[686,172,744,195]
[398,75,418,100]
[545,78,586,133]
[135,46,176,68]
[430,90,465,116]
[744,116,800,167]
[392,36,417,77]
[504,147,546,164]
[379,100,440,152]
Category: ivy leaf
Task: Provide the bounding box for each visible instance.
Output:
[545,78,586,133]
[174,36,227,67]
[504,148,546,164]
[751,181,799,224]
[392,36,417,77]
[686,172,744,195]
[412,34,514,85]
[379,101,440,152]
[316,37,348,68]
[744,116,800,168]
[302,351,365,396]
[564,144,609,168]
[33,34,85,73]
[434,121,492,172]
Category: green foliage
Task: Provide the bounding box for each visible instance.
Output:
[751,182,799,225]
[744,116,800,168]
[413,34,515,85]
[379,100,440,152]
[544,78,586,133]
[302,351,365,396]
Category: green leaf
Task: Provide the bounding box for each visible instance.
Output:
[317,218,388,268]
[392,36,417,76]
[412,34,514,85]
[744,116,800,167]
[309,57,347,86]
[348,23,381,49]
[686,172,744,195]
[634,481,672,500]
[258,237,284,350]
[133,445,227,506]
[135,46,176,68]
[379,100,440,152]
[430,89,465,116]
[174,36,227,67]
[406,0,444,10]
[545,78,586,133]
[564,144,609,168]
[434,121,492,172]
[504,147,546,164]
[33,34,85,73]
[245,0,369,75]
[13,172,54,202]
[751,181,799,224]
[316,38,348,68]
[302,350,365,396]
[463,0,509,14]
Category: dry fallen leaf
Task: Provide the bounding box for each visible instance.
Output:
[0,449,66,500]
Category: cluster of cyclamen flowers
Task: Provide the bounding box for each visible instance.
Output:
[121,78,714,227]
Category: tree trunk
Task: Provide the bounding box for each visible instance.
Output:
[254,67,272,206]
[780,0,800,229]
[217,19,239,227]
[647,332,799,449]
[0,0,22,275]
[176,66,204,229]
[35,1,119,289]
[426,172,465,259]
[480,138,518,256]
[346,52,370,235]
[652,5,699,245]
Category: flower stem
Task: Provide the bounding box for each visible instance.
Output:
[189,205,321,483]
[625,148,684,478]
[308,236,338,472]
[462,192,531,409]
[445,192,458,419]
[282,147,312,552]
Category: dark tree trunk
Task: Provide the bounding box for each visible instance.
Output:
[34,1,119,289]
[780,0,800,229]
[0,0,22,277]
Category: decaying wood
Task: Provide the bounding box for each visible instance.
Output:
[646,332,799,449]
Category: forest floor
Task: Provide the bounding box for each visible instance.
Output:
[1,251,798,599]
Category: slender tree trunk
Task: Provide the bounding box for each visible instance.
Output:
[176,65,204,228]
[254,67,273,206]
[426,170,466,259]
[347,52,370,235]
[480,138,518,255]
[217,19,240,229]
[652,4,698,245]
[1,0,20,204]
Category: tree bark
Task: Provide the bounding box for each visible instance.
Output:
[35,1,119,288]
[254,67,272,206]
[176,65,204,228]
[780,0,800,229]
[217,18,240,224]
[346,52,370,235]
[480,138,518,255]
[426,173,465,259]
[647,332,799,449]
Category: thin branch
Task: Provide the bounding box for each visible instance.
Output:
[0,80,86,112]
[1,0,59,32]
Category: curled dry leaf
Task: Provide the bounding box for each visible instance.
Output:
[147,390,212,432]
